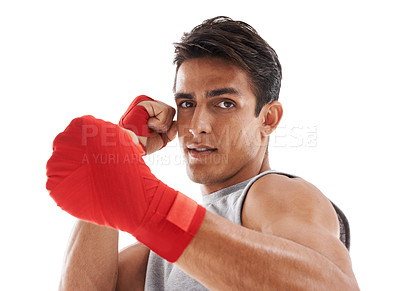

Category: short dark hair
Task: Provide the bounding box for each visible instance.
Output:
[173,16,282,116]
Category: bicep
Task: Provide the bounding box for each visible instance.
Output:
[266,216,353,275]
[242,175,353,275]
[116,243,150,291]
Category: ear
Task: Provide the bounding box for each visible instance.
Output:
[259,101,283,137]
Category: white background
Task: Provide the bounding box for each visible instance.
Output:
[1,1,399,290]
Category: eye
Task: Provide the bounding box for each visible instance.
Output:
[217,100,235,109]
[179,100,195,108]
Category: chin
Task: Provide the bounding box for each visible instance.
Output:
[185,163,227,185]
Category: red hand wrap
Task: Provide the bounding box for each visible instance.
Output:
[119,95,156,137]
[46,116,205,262]
[119,95,169,150]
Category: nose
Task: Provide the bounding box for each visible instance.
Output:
[189,105,212,138]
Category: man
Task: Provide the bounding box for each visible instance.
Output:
[47,16,359,290]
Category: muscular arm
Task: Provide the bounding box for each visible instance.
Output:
[52,98,170,291]
[116,243,150,291]
[59,221,150,291]
[175,175,359,290]
[59,221,119,291]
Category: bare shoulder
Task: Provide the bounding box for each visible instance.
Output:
[116,242,150,291]
[241,173,355,273]
[242,173,339,235]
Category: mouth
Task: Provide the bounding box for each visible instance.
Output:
[187,145,218,159]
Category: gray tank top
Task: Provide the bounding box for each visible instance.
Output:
[144,170,350,291]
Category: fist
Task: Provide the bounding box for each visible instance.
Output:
[120,95,177,155]
[46,115,205,262]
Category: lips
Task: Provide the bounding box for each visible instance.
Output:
[187,144,217,159]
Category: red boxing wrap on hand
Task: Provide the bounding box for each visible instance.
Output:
[119,95,168,151]
[46,116,206,262]
[119,95,156,137]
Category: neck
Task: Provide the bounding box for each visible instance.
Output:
[200,153,271,195]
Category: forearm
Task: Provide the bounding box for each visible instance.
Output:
[176,211,358,291]
[59,220,119,291]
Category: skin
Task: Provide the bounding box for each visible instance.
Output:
[58,222,119,290]
[59,57,359,290]
[174,57,275,193]
[173,57,358,290]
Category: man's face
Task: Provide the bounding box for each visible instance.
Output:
[175,57,268,191]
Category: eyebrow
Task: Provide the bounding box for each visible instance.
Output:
[174,87,240,100]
